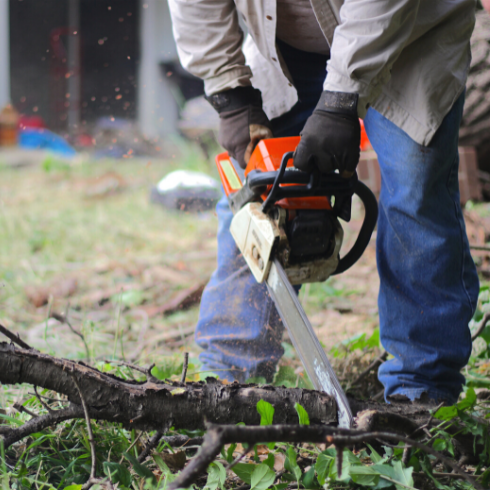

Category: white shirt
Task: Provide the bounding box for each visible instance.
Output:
[168,0,475,146]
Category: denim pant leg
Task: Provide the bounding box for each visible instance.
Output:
[195,41,328,382]
[364,93,479,404]
[196,193,284,382]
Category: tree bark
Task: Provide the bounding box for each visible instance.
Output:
[0,342,337,434]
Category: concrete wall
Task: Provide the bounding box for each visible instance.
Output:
[137,0,179,138]
[0,0,10,108]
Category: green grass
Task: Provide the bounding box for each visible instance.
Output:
[1,140,490,489]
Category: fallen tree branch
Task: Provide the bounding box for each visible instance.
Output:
[169,424,482,490]
[0,341,337,446]
[2,404,84,448]
[0,323,32,349]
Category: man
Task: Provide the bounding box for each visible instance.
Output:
[168,0,479,404]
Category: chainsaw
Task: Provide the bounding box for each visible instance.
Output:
[215,136,378,428]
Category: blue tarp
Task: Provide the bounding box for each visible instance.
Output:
[19,128,76,157]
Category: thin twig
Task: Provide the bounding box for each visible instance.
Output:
[52,306,90,360]
[469,244,490,252]
[120,431,144,464]
[415,471,469,480]
[107,360,149,376]
[146,363,160,383]
[72,376,97,489]
[409,401,445,438]
[350,351,388,387]
[167,424,482,490]
[161,435,204,448]
[401,446,411,465]
[105,360,162,384]
[472,312,490,341]
[34,386,55,413]
[0,323,32,349]
[138,431,164,463]
[225,445,254,471]
[13,402,38,419]
[1,404,84,449]
[126,431,143,455]
[181,352,189,384]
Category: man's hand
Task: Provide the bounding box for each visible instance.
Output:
[206,87,273,169]
[294,91,361,176]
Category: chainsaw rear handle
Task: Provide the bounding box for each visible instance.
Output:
[246,151,378,275]
[333,179,377,275]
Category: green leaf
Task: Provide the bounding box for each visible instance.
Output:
[272,485,288,490]
[63,486,82,490]
[434,405,457,421]
[123,452,156,484]
[457,387,477,411]
[0,414,24,426]
[112,289,144,307]
[256,400,275,426]
[294,403,310,426]
[315,453,332,486]
[232,463,257,484]
[372,464,399,488]
[103,461,132,487]
[349,466,380,487]
[264,453,275,470]
[366,328,380,348]
[205,462,227,490]
[250,463,276,490]
[274,365,296,387]
[301,467,319,489]
[366,444,384,464]
[432,438,447,452]
[281,342,296,359]
[419,457,451,490]
[285,446,302,482]
[392,460,414,490]
[328,449,352,482]
[226,443,237,464]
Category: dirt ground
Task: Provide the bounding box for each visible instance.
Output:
[1,143,488,387]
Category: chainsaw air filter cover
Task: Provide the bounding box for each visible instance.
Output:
[287,210,335,258]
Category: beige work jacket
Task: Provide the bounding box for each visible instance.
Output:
[168,0,475,146]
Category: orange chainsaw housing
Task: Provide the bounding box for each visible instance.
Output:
[216,136,332,211]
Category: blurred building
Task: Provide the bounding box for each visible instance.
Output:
[0,0,201,139]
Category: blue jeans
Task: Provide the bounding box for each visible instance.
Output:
[366,96,479,404]
[196,41,479,403]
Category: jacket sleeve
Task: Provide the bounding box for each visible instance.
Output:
[168,0,253,95]
[324,0,421,118]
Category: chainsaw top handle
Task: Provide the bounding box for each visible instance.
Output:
[246,151,378,275]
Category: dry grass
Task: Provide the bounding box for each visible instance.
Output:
[0,140,383,393]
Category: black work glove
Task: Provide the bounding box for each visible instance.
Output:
[294,91,361,176]
[206,86,273,169]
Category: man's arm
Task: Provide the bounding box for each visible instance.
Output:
[325,0,421,117]
[168,0,252,95]
[294,0,421,175]
[168,0,272,168]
